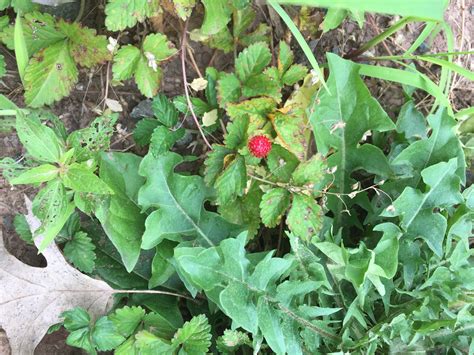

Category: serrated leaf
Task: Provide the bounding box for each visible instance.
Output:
[149,126,185,156]
[218,183,262,238]
[62,163,113,194]
[215,154,247,205]
[92,316,125,351]
[225,115,249,149]
[267,144,299,182]
[282,64,308,86]
[272,110,310,160]
[0,12,65,55]
[260,188,291,227]
[292,154,326,186]
[233,6,256,38]
[235,42,271,82]
[143,33,177,62]
[135,55,163,98]
[133,118,160,146]
[63,231,96,273]
[24,41,78,107]
[278,41,294,73]
[96,153,146,272]
[10,164,58,184]
[204,145,233,185]
[242,73,281,101]
[287,194,322,241]
[16,110,64,163]
[105,0,160,31]
[112,34,175,98]
[62,308,96,354]
[109,306,145,338]
[57,20,110,68]
[173,95,211,117]
[135,330,173,352]
[172,314,212,354]
[217,72,241,107]
[152,93,179,127]
[226,97,276,120]
[239,23,271,47]
[200,0,232,35]
[112,45,141,81]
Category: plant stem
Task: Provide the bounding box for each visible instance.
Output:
[181,20,213,150]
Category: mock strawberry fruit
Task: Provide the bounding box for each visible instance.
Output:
[248,135,272,158]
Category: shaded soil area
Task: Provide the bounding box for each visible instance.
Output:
[0,1,472,353]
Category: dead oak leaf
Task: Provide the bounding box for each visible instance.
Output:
[0,197,113,355]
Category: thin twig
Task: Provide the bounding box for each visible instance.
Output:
[186,46,203,78]
[181,20,213,150]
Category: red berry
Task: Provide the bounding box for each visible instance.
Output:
[248,135,272,158]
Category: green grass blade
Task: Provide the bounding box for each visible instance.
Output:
[420,57,474,82]
[267,0,329,92]
[432,22,454,113]
[358,64,451,110]
[14,13,28,85]
[273,0,445,21]
[405,22,438,55]
[346,17,437,58]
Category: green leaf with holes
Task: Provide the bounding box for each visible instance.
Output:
[32,180,75,251]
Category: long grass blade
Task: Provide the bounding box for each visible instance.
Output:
[273,0,445,21]
[358,64,451,110]
[405,22,438,55]
[14,13,28,85]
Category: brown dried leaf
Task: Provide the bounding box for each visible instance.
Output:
[0,197,113,355]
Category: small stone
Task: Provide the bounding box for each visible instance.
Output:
[130,100,153,120]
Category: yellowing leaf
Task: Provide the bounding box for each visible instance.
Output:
[202,109,218,127]
[190,77,208,91]
[24,41,78,107]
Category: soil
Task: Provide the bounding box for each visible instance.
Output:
[0,1,472,353]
